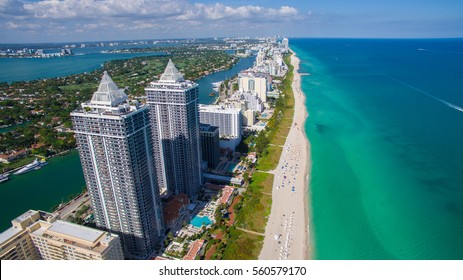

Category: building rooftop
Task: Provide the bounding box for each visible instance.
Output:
[200,123,219,133]
[238,71,270,79]
[199,104,241,113]
[219,186,235,205]
[183,239,205,260]
[159,59,185,83]
[90,71,128,107]
[203,172,244,185]
[47,220,104,243]
[152,256,172,260]
[163,193,190,225]
[13,210,38,223]
[0,227,22,245]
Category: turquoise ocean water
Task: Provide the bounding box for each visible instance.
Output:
[291,38,463,259]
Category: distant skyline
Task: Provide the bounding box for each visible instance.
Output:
[1,0,463,43]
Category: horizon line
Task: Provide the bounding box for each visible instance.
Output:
[1,36,463,46]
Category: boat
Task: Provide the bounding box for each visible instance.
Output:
[209,92,215,97]
[13,158,48,175]
[212,81,222,91]
[0,174,9,183]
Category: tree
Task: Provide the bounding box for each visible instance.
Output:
[254,130,269,155]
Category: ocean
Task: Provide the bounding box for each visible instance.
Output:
[291,38,463,259]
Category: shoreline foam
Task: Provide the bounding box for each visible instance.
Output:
[259,49,313,260]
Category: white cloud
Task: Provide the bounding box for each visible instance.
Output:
[20,0,299,21]
[177,3,299,21]
[22,0,187,19]
[2,0,302,41]
[6,21,42,30]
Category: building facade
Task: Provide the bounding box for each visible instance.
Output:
[238,72,270,103]
[145,60,202,198]
[71,72,164,259]
[199,104,242,151]
[242,109,256,126]
[199,105,241,139]
[282,38,289,53]
[200,124,220,169]
[241,92,264,112]
[0,210,44,260]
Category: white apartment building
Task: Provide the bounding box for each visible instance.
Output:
[199,104,241,150]
[241,92,264,112]
[238,72,270,103]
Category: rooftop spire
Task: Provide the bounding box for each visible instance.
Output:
[159,59,185,83]
[90,71,128,107]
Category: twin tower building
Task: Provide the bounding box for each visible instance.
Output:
[71,60,202,259]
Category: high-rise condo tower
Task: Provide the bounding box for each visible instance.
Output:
[71,72,164,259]
[145,60,202,198]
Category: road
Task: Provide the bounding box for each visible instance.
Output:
[57,193,90,220]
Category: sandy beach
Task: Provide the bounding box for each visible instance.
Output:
[259,50,312,260]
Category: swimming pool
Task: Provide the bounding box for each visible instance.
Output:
[225,163,237,173]
[190,215,212,228]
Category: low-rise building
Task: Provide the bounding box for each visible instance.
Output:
[219,186,238,206]
[30,220,123,260]
[0,210,124,260]
[0,149,28,163]
[0,210,49,260]
[163,194,190,230]
[183,239,205,260]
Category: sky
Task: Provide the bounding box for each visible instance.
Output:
[1,0,463,43]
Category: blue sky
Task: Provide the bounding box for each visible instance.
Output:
[1,0,462,43]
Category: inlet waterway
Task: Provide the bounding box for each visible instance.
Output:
[0,54,255,231]
[0,150,85,230]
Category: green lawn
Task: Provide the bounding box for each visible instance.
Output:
[222,229,264,260]
[256,145,283,171]
[234,172,273,233]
